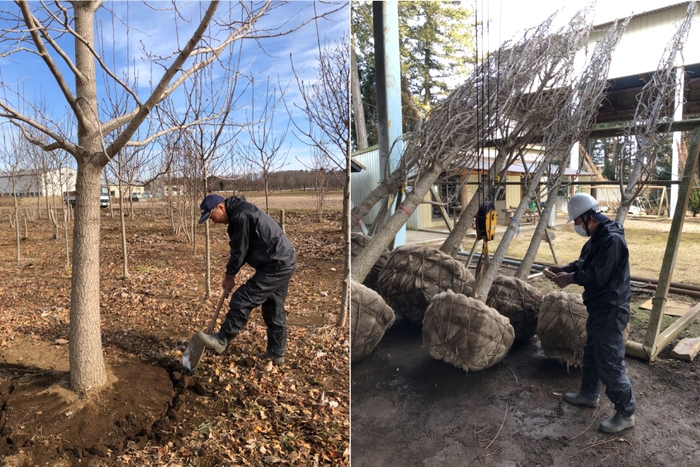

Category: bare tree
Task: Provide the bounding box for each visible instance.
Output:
[47,149,76,269]
[0,0,343,394]
[0,126,28,261]
[159,53,243,298]
[351,11,593,285]
[615,2,697,223]
[512,19,629,280]
[239,77,290,213]
[351,34,368,149]
[288,32,350,326]
[309,148,331,222]
[106,143,167,279]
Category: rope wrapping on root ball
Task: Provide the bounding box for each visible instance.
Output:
[486,275,543,341]
[536,291,587,367]
[351,279,395,362]
[351,233,390,292]
[377,244,474,323]
[422,291,514,372]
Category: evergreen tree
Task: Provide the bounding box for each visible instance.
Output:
[398,1,474,112]
[351,1,474,148]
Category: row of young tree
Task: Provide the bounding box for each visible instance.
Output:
[209,169,345,194]
[0,1,350,395]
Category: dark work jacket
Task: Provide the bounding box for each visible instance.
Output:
[568,220,631,310]
[224,196,296,276]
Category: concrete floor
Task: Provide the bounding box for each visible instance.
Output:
[405,212,571,246]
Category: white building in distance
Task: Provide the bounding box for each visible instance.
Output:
[0,167,77,197]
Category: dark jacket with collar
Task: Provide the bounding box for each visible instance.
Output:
[568,219,631,310]
[224,196,296,276]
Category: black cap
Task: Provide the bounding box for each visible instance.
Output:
[198,194,225,224]
[586,209,609,223]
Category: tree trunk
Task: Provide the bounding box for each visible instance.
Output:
[351,162,405,222]
[515,177,562,279]
[38,175,43,219]
[192,191,197,252]
[351,36,368,150]
[44,174,51,220]
[69,1,107,393]
[337,156,352,327]
[353,161,442,283]
[440,151,508,257]
[119,184,130,280]
[616,138,646,224]
[205,220,212,299]
[612,137,620,181]
[203,177,212,299]
[440,190,479,257]
[474,151,556,299]
[52,193,59,240]
[69,163,107,393]
[63,207,70,270]
[14,188,20,262]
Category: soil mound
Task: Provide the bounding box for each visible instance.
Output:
[0,359,179,465]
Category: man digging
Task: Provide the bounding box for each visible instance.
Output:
[196,193,296,365]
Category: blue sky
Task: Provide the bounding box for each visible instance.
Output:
[0,1,348,174]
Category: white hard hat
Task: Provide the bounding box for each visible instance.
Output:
[567,193,598,223]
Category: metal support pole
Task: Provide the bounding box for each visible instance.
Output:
[372,0,406,246]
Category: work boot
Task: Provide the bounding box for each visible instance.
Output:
[196,331,228,354]
[599,413,635,433]
[563,392,598,408]
[257,352,285,365]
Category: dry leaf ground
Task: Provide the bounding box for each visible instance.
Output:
[0,192,348,466]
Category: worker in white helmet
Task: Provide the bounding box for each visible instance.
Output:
[548,193,636,434]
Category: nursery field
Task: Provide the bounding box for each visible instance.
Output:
[0,192,348,466]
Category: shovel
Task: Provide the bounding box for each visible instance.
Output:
[183,289,229,373]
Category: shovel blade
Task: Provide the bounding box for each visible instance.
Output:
[183,333,206,373]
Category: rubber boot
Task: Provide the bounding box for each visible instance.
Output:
[563,392,598,408]
[599,413,635,433]
[257,352,285,365]
[196,331,229,354]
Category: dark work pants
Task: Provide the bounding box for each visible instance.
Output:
[219,264,295,356]
[580,304,636,416]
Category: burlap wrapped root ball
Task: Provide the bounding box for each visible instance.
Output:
[377,244,474,323]
[486,275,543,341]
[536,291,631,367]
[536,291,588,367]
[351,279,395,362]
[422,291,514,372]
[351,233,390,292]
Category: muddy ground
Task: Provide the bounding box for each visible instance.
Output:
[351,219,700,467]
[0,191,348,466]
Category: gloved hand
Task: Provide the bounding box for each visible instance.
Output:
[222,273,236,293]
[549,264,573,274]
[553,272,574,289]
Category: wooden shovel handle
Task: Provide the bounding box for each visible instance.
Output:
[205,289,230,333]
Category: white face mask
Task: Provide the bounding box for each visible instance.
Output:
[574,224,588,237]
